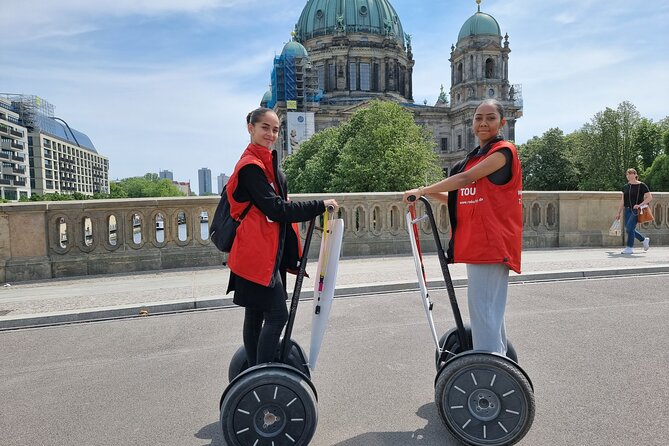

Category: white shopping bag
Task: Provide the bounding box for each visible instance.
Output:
[609,219,621,236]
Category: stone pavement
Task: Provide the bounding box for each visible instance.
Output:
[2,245,669,330]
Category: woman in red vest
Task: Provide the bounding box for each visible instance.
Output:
[403,99,523,355]
[226,107,338,366]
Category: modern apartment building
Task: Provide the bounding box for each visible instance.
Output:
[0,97,30,201]
[1,95,109,197]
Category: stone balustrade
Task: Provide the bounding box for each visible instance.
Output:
[1,191,667,283]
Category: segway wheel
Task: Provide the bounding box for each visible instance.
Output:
[228,340,311,382]
[221,366,318,446]
[435,353,534,446]
[436,326,518,371]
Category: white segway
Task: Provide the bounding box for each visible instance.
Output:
[407,196,535,446]
[220,209,343,446]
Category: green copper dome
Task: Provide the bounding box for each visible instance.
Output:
[260,89,272,105]
[457,11,501,42]
[281,40,309,58]
[295,0,405,46]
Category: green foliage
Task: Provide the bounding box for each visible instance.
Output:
[115,173,185,198]
[633,118,663,169]
[643,154,669,191]
[663,130,669,156]
[284,101,442,192]
[518,128,577,190]
[283,127,342,193]
[568,101,641,190]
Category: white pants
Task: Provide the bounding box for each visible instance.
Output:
[466,263,509,355]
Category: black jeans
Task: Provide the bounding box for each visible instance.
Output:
[243,302,288,366]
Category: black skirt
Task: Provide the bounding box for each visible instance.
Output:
[229,270,287,311]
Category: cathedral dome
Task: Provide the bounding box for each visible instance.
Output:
[457,11,501,42]
[295,0,405,46]
[281,40,309,58]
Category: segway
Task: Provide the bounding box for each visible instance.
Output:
[220,208,343,446]
[407,196,535,446]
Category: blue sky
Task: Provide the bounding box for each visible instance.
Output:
[2,0,668,189]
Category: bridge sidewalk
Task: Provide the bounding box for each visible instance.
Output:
[2,246,669,329]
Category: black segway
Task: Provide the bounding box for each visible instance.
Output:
[407,196,535,446]
[220,218,319,446]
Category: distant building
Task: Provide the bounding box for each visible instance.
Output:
[1,94,109,196]
[159,169,173,180]
[198,167,212,195]
[173,180,192,196]
[217,173,229,194]
[0,97,30,201]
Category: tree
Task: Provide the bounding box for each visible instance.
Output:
[283,127,342,193]
[569,101,641,190]
[632,118,662,170]
[643,154,669,192]
[116,173,184,198]
[332,101,442,192]
[284,100,442,192]
[518,128,577,190]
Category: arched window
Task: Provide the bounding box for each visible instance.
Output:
[456,62,463,84]
[485,58,495,78]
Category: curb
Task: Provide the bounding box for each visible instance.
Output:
[2,266,669,331]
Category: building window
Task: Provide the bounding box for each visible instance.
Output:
[349,63,357,90]
[440,138,449,152]
[456,63,463,84]
[485,58,495,78]
[372,63,379,91]
[328,64,336,91]
[360,63,371,91]
[457,134,462,150]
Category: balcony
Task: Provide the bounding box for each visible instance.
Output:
[10,128,24,138]
[0,152,9,161]
[14,179,26,187]
[13,166,26,175]
[0,178,10,185]
[12,153,25,163]
[0,125,10,137]
[1,139,25,152]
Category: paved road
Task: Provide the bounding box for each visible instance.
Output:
[1,275,668,445]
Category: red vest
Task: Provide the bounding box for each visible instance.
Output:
[453,141,523,273]
[226,144,301,286]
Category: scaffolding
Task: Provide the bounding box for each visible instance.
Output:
[269,53,319,110]
[0,94,54,128]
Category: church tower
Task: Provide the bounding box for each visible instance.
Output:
[449,0,522,145]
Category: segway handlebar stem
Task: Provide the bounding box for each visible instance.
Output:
[281,218,317,362]
[413,196,470,352]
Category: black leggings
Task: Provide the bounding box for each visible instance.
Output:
[243,303,288,366]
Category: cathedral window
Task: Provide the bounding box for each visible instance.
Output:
[457,134,462,150]
[372,63,379,91]
[328,64,336,91]
[456,62,463,84]
[316,65,325,91]
[349,63,357,90]
[440,138,449,152]
[360,63,371,91]
[485,58,495,78]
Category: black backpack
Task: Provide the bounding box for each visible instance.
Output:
[209,185,252,253]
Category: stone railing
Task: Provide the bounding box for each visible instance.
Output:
[0,192,667,283]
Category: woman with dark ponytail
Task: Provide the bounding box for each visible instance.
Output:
[226,107,338,366]
[403,99,522,355]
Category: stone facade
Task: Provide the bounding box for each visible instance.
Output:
[1,192,667,283]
